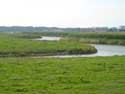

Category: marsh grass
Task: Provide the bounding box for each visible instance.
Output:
[14,31,125,45]
[0,33,97,57]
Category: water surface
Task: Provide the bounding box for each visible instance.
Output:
[51,44,125,57]
[90,44,125,56]
[35,36,61,41]
[34,36,125,57]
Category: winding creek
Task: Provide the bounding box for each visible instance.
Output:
[90,44,125,56]
[50,44,125,58]
[35,36,125,57]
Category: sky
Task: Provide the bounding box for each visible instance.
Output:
[0,0,125,27]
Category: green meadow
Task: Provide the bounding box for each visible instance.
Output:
[0,56,124,94]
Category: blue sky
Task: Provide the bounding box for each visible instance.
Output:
[0,0,124,27]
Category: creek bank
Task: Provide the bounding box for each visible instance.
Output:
[0,47,97,57]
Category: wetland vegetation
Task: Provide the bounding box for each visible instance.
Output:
[0,32,97,57]
[12,31,125,45]
[0,31,124,94]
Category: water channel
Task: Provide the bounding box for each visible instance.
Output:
[35,36,125,57]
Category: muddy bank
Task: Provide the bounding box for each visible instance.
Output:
[0,48,97,57]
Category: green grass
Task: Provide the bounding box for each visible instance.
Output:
[0,56,124,94]
[12,31,125,39]
[67,32,125,40]
[1,31,125,45]
[11,31,125,45]
[0,32,124,94]
[0,33,97,56]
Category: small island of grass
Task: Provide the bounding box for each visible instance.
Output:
[0,37,97,57]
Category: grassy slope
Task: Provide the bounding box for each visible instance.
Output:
[0,56,124,94]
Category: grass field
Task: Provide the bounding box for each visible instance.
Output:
[11,31,125,45]
[0,56,124,94]
[11,31,125,39]
[0,32,97,57]
[0,39,97,56]
[0,32,124,94]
